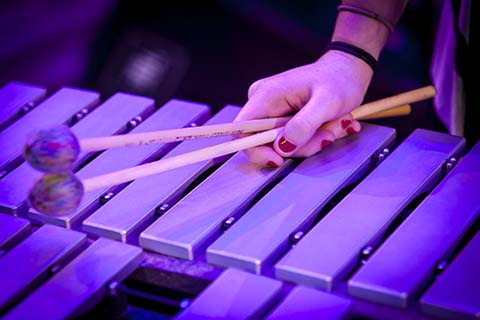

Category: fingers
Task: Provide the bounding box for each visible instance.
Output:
[237,83,362,164]
[233,80,296,167]
[242,114,361,166]
[247,78,266,99]
[273,88,342,156]
[236,87,361,165]
[287,128,336,158]
[290,114,362,158]
[323,113,361,141]
[242,145,285,168]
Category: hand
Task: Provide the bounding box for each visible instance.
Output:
[234,50,373,167]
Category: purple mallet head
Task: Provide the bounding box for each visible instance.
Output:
[23,126,79,173]
[28,173,84,216]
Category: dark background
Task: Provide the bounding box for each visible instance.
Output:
[0,0,444,141]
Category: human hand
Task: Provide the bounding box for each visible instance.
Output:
[234,50,374,167]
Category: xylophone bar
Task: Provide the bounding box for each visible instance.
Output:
[264,286,351,320]
[68,93,156,168]
[420,231,480,319]
[174,268,283,319]
[0,82,46,132]
[0,215,30,251]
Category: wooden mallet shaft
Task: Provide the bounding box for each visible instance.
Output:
[80,104,413,152]
[82,86,435,191]
[81,85,433,151]
[80,116,290,151]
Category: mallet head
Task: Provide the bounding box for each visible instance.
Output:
[24,126,79,173]
[28,173,84,216]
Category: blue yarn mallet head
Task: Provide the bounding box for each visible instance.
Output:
[23,126,79,173]
[28,173,84,216]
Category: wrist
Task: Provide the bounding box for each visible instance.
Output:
[325,41,377,71]
[332,11,390,60]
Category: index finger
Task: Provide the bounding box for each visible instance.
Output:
[234,90,295,123]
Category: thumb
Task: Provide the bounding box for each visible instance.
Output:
[274,93,341,156]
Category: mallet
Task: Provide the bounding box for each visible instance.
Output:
[23,116,292,173]
[28,86,436,216]
[23,98,415,173]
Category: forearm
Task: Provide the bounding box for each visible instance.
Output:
[342,0,409,31]
[332,0,409,58]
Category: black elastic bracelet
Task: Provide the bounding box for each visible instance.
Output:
[325,41,377,71]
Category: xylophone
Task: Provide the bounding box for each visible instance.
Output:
[0,81,478,320]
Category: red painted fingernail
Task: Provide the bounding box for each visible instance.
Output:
[321,139,333,149]
[341,119,352,129]
[346,127,358,135]
[278,136,297,153]
[266,161,279,168]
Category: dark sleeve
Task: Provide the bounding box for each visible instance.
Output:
[341,0,409,30]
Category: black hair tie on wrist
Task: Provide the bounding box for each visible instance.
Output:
[325,41,377,71]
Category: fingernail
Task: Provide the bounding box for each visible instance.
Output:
[266,161,279,168]
[341,119,352,129]
[346,127,358,135]
[321,139,332,149]
[278,136,297,153]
